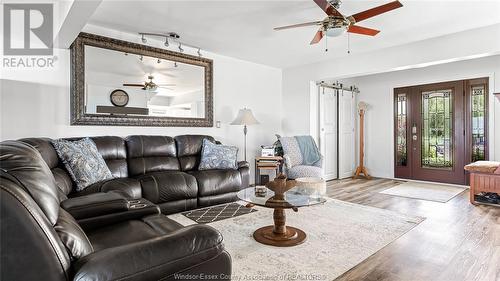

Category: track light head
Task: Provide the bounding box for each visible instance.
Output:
[178,43,184,53]
[164,38,169,47]
[157,58,161,63]
[174,62,178,68]
[139,55,143,61]
[197,48,202,57]
[141,34,147,43]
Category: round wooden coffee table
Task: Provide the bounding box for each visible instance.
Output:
[237,175,326,247]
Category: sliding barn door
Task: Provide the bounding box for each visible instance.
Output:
[319,86,338,180]
[338,90,356,179]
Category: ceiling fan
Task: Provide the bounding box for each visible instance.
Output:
[274,0,403,45]
[123,75,175,91]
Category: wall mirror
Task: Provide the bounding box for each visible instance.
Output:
[70,33,213,126]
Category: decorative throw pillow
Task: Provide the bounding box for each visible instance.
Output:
[51,138,113,192]
[278,136,303,168]
[199,139,238,170]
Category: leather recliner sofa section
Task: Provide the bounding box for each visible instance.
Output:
[0,141,231,281]
[19,134,250,214]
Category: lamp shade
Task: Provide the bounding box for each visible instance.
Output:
[230,108,259,125]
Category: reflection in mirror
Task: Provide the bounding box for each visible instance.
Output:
[84,45,205,118]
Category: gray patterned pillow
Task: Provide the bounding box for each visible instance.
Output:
[51,138,113,192]
[279,136,303,168]
[199,139,238,170]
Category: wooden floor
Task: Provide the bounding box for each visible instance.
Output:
[326,178,500,281]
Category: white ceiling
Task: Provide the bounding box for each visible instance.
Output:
[88,0,500,68]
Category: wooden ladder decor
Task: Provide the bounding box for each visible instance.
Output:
[354,103,371,179]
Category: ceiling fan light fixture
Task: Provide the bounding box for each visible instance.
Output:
[326,26,347,37]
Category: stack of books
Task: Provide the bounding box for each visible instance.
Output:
[256,156,282,169]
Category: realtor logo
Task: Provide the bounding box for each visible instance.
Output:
[3,3,53,56]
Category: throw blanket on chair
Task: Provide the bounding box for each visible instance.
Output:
[294,135,321,165]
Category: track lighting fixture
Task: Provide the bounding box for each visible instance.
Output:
[174,62,178,68]
[157,58,161,64]
[138,32,201,55]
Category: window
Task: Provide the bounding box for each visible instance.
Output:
[470,85,486,162]
[396,93,407,166]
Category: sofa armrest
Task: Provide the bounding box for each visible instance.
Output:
[238,161,250,188]
[73,225,229,281]
[61,192,129,220]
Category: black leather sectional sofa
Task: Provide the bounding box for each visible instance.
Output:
[0,135,249,281]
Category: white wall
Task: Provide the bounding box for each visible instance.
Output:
[0,25,282,184]
[339,56,500,178]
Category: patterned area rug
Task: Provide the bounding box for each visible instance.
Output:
[380,181,467,203]
[169,199,424,280]
[182,202,257,224]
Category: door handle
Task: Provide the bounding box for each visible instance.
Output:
[412,123,417,134]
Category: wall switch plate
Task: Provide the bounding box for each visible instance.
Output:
[216,121,221,128]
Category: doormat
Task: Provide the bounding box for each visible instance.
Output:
[182,202,257,224]
[380,181,467,203]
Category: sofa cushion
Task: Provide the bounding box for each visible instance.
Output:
[464,161,500,174]
[189,169,242,197]
[0,141,61,225]
[52,138,113,192]
[54,208,94,259]
[126,135,179,176]
[91,136,128,178]
[199,139,238,170]
[175,135,215,171]
[20,138,76,197]
[287,165,323,179]
[135,171,198,204]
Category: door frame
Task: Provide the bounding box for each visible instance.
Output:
[394,77,489,185]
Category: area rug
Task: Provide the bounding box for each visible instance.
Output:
[169,199,424,281]
[182,202,257,224]
[379,181,467,203]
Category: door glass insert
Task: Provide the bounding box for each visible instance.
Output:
[396,94,407,166]
[421,90,453,169]
[471,85,486,161]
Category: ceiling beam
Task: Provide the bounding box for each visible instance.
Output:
[54,0,102,49]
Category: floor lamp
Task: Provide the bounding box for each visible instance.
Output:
[354,101,371,179]
[231,108,259,161]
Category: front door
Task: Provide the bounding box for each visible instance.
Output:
[394,78,488,185]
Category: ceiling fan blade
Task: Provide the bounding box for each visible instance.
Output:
[157,83,176,86]
[349,0,402,23]
[313,0,343,17]
[274,21,321,31]
[347,25,380,36]
[310,30,324,45]
[123,83,144,87]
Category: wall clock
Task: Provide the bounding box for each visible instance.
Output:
[110,89,129,107]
